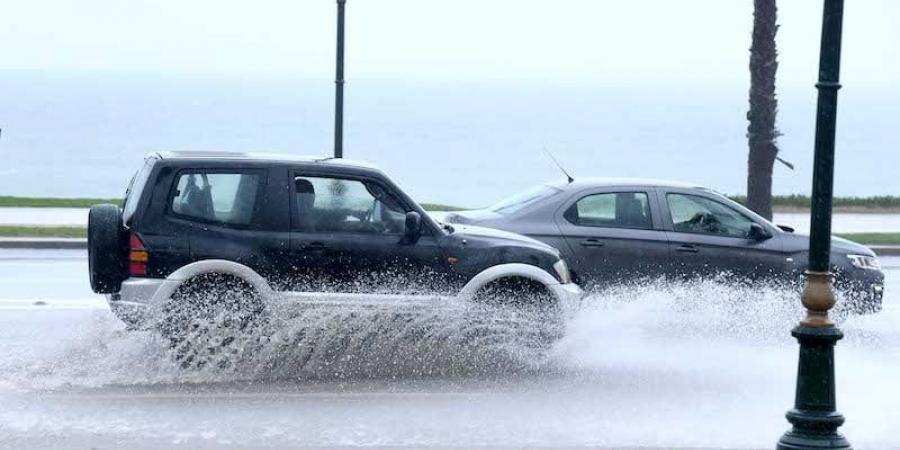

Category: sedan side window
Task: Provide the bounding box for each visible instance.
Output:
[667,193,755,238]
[293,175,407,234]
[565,192,652,229]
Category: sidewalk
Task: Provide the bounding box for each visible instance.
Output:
[0,207,88,226]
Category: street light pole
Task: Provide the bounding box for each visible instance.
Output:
[334,0,346,159]
[777,1,850,449]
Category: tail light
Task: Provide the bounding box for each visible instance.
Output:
[128,233,149,276]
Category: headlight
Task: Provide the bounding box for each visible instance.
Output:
[847,254,881,270]
[553,259,572,284]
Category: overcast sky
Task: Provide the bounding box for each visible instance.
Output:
[2,0,897,88]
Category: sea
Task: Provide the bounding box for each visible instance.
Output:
[2,72,898,207]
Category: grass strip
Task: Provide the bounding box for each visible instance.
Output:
[836,233,900,246]
[0,226,87,238]
[420,203,468,212]
[0,196,122,208]
[732,195,900,211]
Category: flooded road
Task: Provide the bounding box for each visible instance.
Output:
[1,250,899,449]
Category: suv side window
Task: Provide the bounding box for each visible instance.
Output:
[293,175,407,234]
[170,171,262,226]
[565,192,652,229]
[667,193,755,238]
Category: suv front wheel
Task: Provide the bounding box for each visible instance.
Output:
[469,277,564,357]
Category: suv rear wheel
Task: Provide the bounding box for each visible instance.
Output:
[158,273,268,370]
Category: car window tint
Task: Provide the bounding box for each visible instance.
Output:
[294,176,406,234]
[170,172,260,226]
[567,192,651,229]
[667,193,754,238]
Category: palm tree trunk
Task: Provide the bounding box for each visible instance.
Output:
[746,0,780,220]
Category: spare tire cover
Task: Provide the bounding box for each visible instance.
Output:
[88,204,126,293]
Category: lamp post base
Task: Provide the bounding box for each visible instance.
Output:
[777,325,850,450]
[777,427,851,450]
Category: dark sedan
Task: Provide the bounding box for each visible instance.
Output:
[444,178,884,313]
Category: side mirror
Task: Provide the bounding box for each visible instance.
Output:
[748,223,772,241]
[401,211,422,244]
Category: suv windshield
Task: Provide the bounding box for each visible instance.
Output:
[490,184,562,214]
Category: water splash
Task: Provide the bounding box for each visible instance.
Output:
[2,276,899,449]
[0,277,892,392]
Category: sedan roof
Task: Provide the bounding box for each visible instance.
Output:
[544,177,708,191]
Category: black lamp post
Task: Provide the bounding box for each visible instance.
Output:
[777,1,850,449]
[334,0,347,158]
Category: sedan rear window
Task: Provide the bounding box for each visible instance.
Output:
[490,185,562,214]
[170,172,261,226]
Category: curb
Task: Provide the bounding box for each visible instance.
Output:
[0,238,87,249]
[872,245,900,256]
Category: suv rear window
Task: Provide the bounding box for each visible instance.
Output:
[122,158,156,224]
[170,171,262,226]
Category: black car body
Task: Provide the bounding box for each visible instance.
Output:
[88,152,582,329]
[444,178,884,313]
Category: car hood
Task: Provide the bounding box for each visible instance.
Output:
[443,209,502,225]
[451,224,559,254]
[781,231,876,257]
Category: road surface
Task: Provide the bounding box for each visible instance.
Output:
[1,250,899,449]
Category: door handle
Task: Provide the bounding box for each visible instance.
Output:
[580,239,605,248]
[675,244,699,253]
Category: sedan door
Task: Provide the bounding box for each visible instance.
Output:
[554,188,670,289]
[659,190,785,281]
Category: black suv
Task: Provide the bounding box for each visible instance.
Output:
[88,152,581,363]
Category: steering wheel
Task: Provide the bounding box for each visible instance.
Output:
[699,213,721,231]
[687,212,721,232]
[362,200,375,223]
[360,200,388,233]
